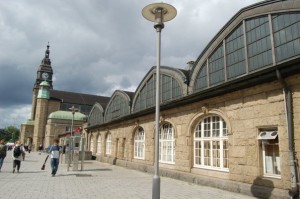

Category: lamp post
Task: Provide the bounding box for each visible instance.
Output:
[69,106,79,137]
[68,106,79,171]
[142,3,176,199]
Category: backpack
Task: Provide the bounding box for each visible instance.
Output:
[13,146,21,158]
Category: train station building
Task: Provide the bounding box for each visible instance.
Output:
[21,1,300,198]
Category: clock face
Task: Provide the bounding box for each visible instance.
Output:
[42,72,49,79]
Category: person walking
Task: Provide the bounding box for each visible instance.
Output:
[49,139,61,177]
[21,144,26,161]
[0,139,7,172]
[12,140,25,173]
[28,144,31,153]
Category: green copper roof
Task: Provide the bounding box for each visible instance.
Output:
[48,111,87,121]
[22,120,35,125]
[37,81,50,99]
[40,81,50,86]
[37,89,49,99]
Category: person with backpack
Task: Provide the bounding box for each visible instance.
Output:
[12,140,25,173]
[48,139,61,177]
[0,139,7,172]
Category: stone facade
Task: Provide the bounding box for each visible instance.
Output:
[88,74,299,198]
[32,97,49,151]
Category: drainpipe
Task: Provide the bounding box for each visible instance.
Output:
[276,69,299,198]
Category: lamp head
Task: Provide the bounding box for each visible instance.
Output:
[142,3,176,28]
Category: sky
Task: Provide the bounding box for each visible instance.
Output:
[0,0,262,129]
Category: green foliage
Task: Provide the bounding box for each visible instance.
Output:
[0,129,10,142]
[5,126,20,143]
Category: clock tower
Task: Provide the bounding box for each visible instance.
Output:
[30,44,54,120]
[34,43,53,89]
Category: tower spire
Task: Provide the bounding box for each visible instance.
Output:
[45,42,50,59]
[41,43,51,65]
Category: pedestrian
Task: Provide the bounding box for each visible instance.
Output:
[38,144,43,153]
[12,141,25,173]
[49,139,61,177]
[0,139,7,172]
[21,144,26,161]
[28,144,31,153]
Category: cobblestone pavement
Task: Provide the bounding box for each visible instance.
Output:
[0,151,256,199]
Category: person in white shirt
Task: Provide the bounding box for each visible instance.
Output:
[48,139,61,177]
[12,140,25,173]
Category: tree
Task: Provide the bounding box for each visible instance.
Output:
[5,126,20,143]
[0,129,11,141]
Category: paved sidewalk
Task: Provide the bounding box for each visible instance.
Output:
[0,151,256,199]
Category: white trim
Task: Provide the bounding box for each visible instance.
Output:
[194,115,228,170]
[96,135,102,154]
[159,123,175,164]
[258,131,278,140]
[106,133,111,155]
[134,127,145,159]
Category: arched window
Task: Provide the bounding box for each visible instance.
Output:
[90,135,94,154]
[97,134,102,154]
[134,127,145,159]
[104,93,130,122]
[159,123,175,164]
[106,133,111,155]
[194,115,228,171]
[133,72,183,113]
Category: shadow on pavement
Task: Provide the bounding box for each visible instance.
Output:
[250,176,274,199]
[19,171,47,173]
[83,168,112,172]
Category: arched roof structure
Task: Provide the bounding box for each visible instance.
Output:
[132,66,188,113]
[87,0,300,129]
[104,90,133,123]
[88,103,105,127]
[190,0,300,94]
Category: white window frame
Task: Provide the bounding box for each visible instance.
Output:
[134,127,145,159]
[90,135,94,154]
[159,123,175,164]
[106,133,111,155]
[194,115,229,171]
[97,134,102,154]
[258,130,281,178]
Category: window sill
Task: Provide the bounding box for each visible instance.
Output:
[263,174,281,179]
[193,165,229,172]
[159,161,175,165]
[134,157,145,160]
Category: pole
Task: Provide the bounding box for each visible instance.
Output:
[68,105,78,171]
[152,16,163,199]
[80,136,86,171]
[142,4,176,199]
[71,110,75,165]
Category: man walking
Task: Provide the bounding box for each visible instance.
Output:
[49,139,61,177]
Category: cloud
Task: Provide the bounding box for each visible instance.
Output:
[0,0,261,128]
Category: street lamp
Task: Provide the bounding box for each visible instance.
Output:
[69,105,79,137]
[68,105,79,171]
[142,3,176,199]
